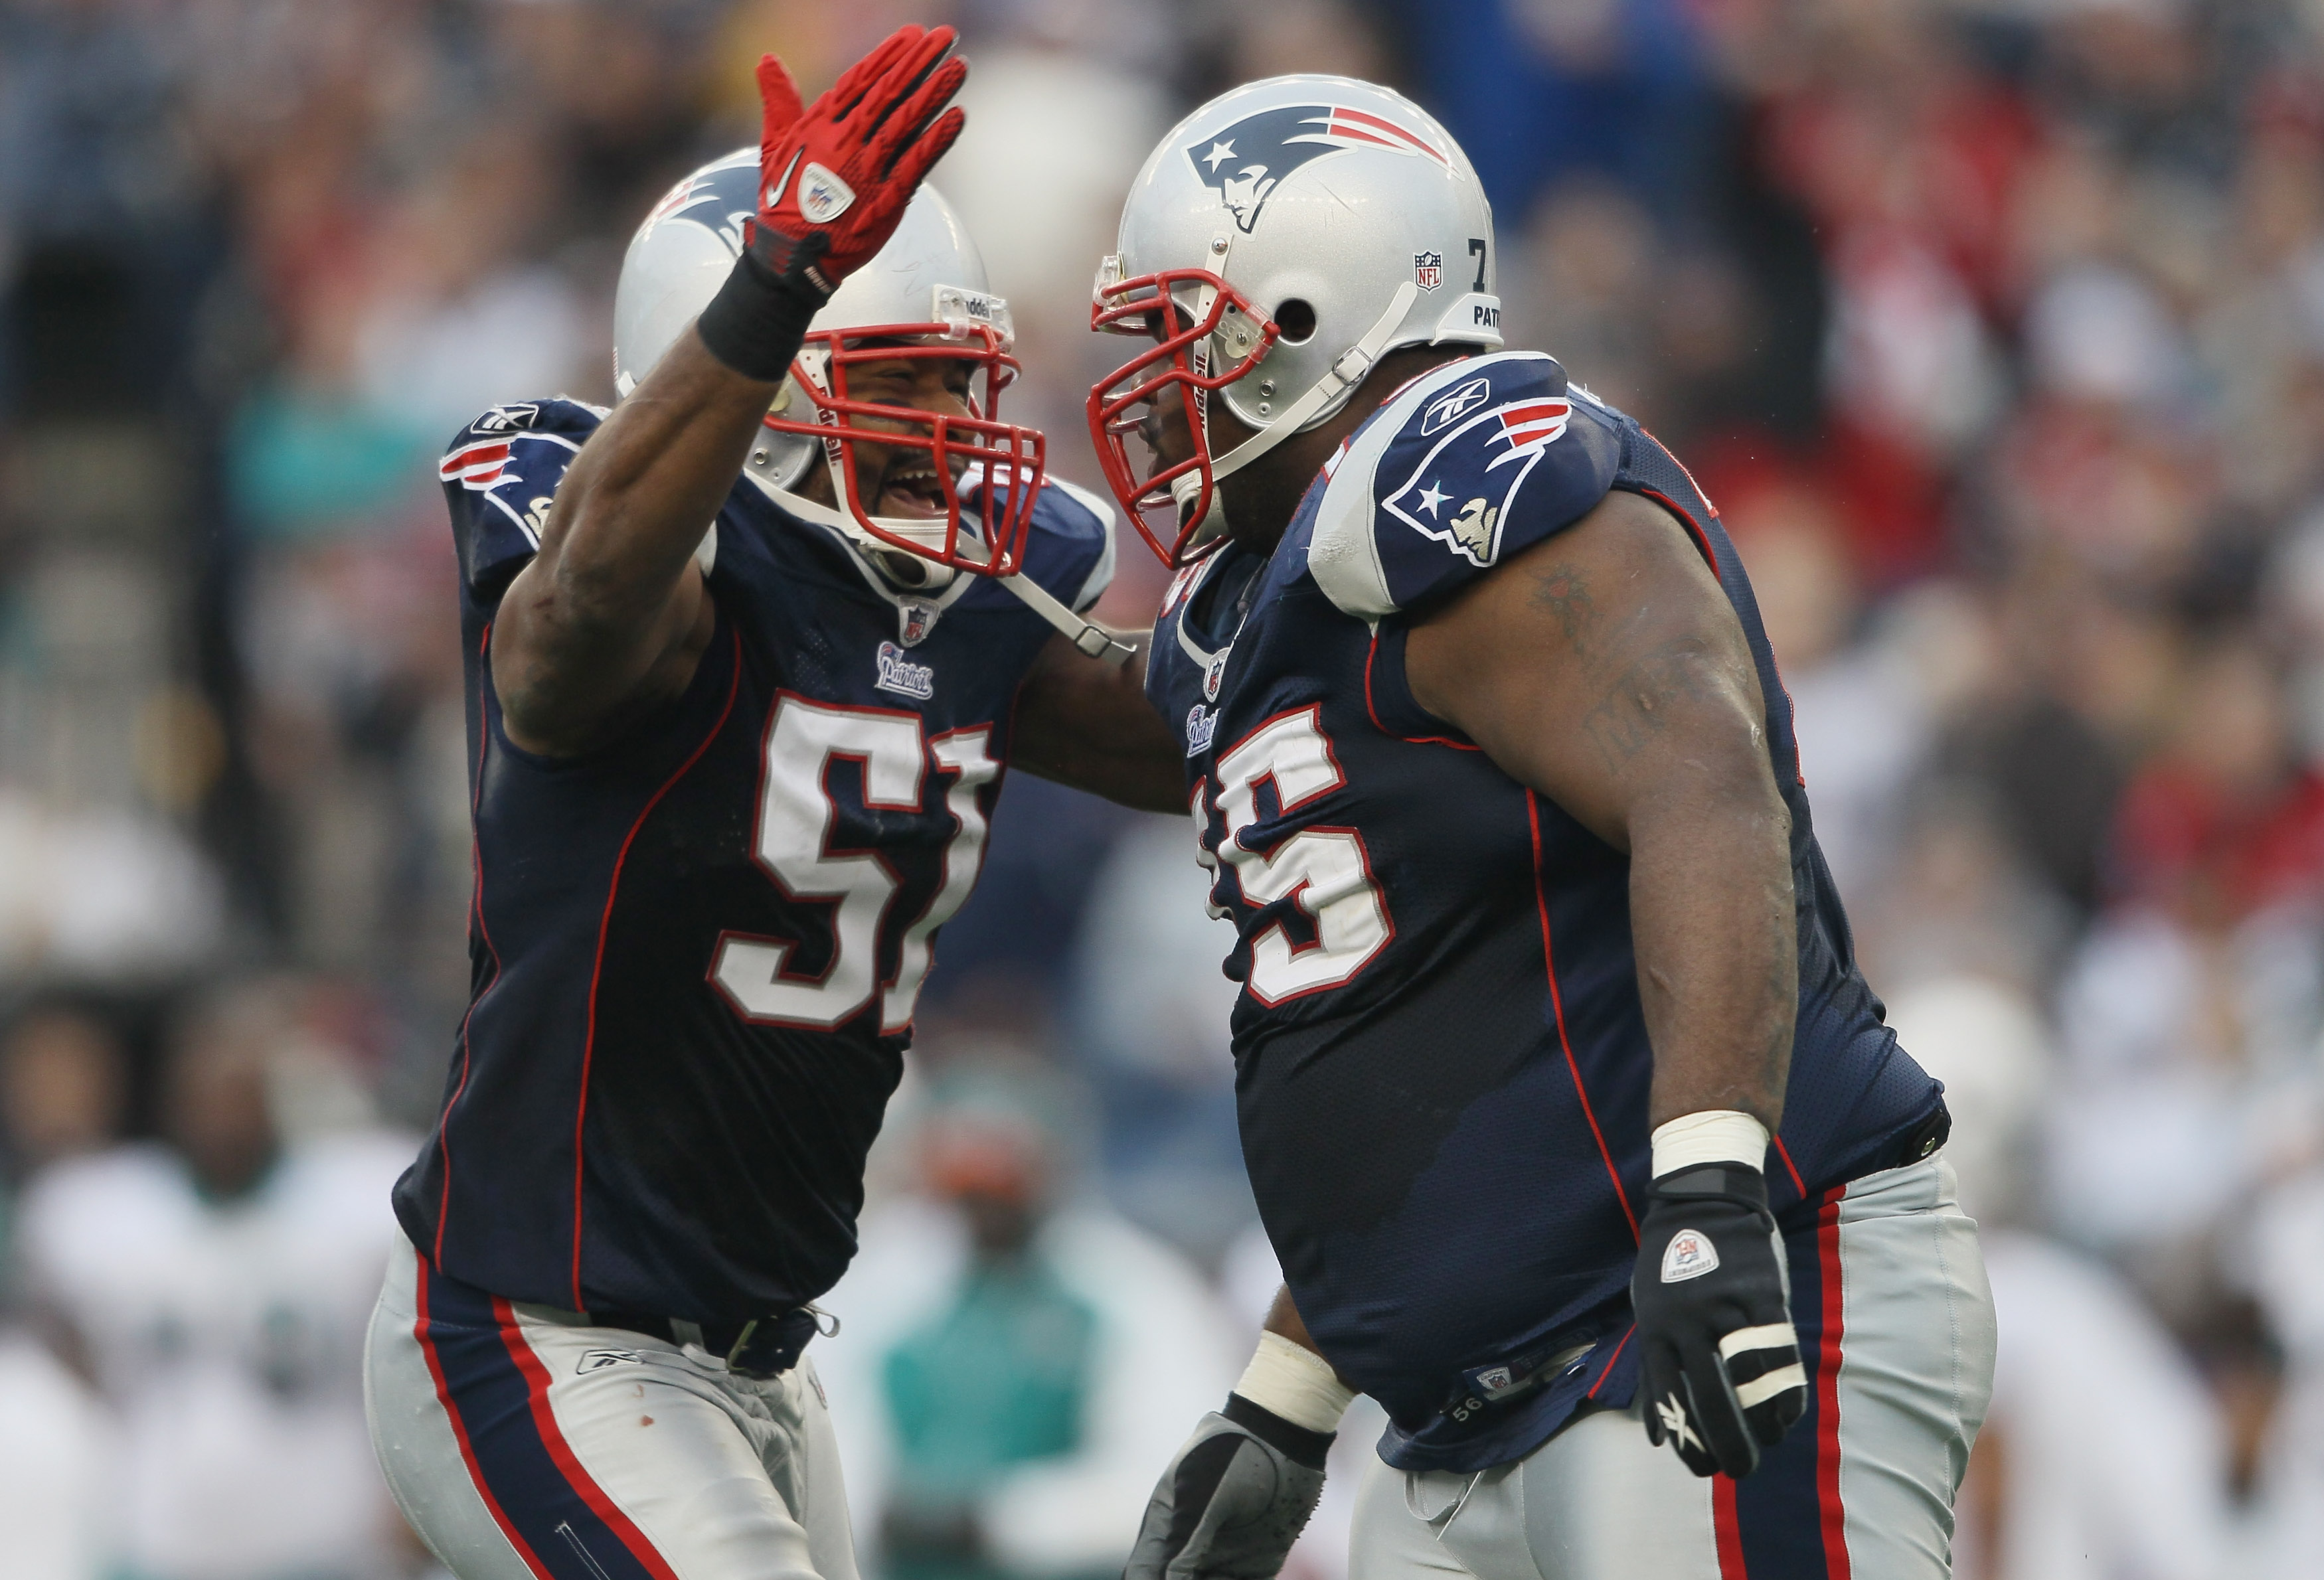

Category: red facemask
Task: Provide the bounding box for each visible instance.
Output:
[1086,266,1281,567]
[769,321,1045,577]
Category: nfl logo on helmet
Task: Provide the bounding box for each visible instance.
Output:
[1414,252,1442,291]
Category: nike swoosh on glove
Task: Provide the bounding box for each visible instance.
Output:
[1631,1161,1809,1479]
[1125,1395,1329,1580]
[746,24,968,300]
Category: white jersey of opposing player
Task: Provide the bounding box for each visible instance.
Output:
[0,1328,112,1580]
[15,1131,416,1580]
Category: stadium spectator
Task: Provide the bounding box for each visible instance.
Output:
[0,1008,120,1580]
[13,981,416,1580]
[0,1005,127,1185]
[0,1307,112,1580]
[818,1052,1238,1580]
[1890,974,2234,1580]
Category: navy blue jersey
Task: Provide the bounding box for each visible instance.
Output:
[1145,353,1943,1472]
[393,399,1116,1322]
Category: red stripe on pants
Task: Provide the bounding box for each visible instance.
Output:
[492,1298,684,1580]
[1817,1189,1853,1579]
[411,1253,556,1580]
[1712,1472,1748,1577]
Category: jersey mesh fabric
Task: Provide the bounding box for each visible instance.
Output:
[395,400,1113,1322]
[1147,356,1943,1472]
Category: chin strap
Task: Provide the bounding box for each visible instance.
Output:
[1171,281,1424,550]
[769,481,1133,665]
[999,571,1137,665]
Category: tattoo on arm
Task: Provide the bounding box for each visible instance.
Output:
[1527,562,1596,649]
[1580,637,1745,774]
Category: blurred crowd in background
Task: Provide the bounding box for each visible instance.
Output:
[5,0,2324,1576]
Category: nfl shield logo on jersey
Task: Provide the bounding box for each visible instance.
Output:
[898,598,941,647]
[1414,251,1443,291]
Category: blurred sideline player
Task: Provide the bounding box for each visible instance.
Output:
[19,984,414,1580]
[363,29,1185,1580]
[1085,76,1997,1578]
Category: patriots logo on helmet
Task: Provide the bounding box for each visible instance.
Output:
[1186,104,1446,233]
[635,149,760,255]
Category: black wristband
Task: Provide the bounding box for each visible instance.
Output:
[1222,1391,1335,1471]
[1647,1162,1772,1212]
[695,248,825,383]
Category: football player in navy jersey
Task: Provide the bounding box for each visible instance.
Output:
[1086,77,1996,1579]
[363,30,1187,1580]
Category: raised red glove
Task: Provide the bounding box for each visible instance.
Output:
[745,25,967,300]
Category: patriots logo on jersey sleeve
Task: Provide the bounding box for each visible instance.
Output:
[441,406,593,573]
[1380,394,1573,569]
[1187,104,1446,233]
[440,438,514,489]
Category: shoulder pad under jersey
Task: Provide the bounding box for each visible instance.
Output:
[1307,352,1623,619]
[1033,476,1120,614]
[440,398,607,601]
[957,474,1120,616]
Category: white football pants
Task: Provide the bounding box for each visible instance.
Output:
[1349,1155,1995,1580]
[364,1233,859,1580]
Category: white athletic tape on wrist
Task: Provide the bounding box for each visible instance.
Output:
[1234,1330,1356,1435]
[1651,1110,1772,1178]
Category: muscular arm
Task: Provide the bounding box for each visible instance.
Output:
[1404,489,1795,1131]
[490,327,786,755]
[1009,631,1188,813]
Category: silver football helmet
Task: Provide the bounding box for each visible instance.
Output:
[1088,76,1501,564]
[615,148,1042,583]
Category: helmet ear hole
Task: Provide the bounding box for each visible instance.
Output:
[1274,299,1318,345]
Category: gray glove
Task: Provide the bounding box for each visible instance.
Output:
[1125,1395,1331,1580]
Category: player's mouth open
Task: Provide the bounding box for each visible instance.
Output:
[876,465,948,519]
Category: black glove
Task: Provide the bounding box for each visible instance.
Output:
[1631,1162,1807,1479]
[1125,1395,1329,1580]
